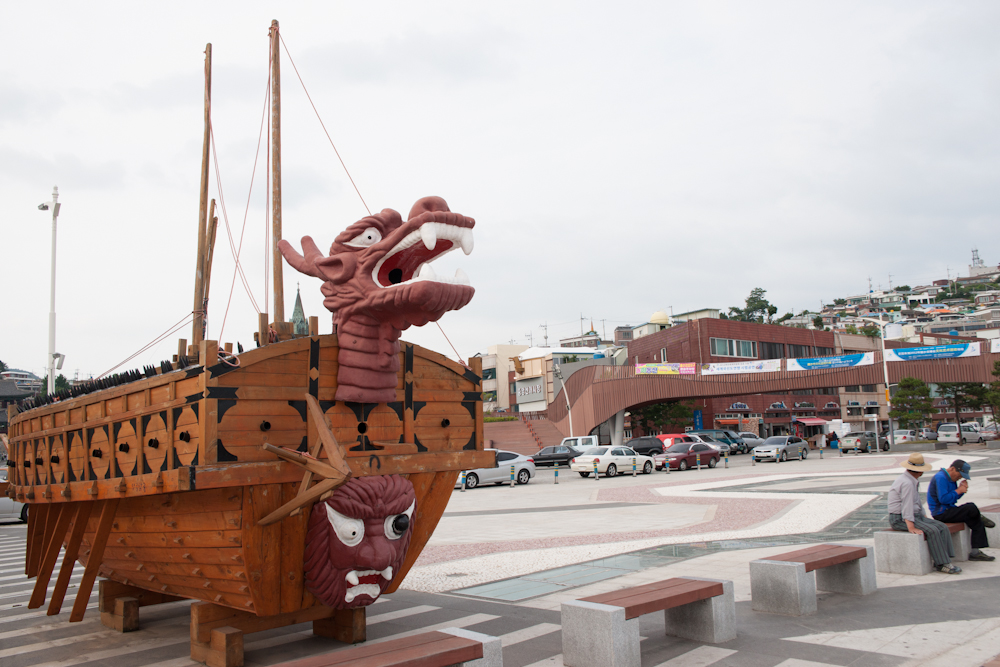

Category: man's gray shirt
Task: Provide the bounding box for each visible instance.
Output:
[887,471,921,521]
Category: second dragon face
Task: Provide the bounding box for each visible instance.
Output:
[303,475,416,608]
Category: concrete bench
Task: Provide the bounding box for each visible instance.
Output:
[270,628,502,667]
[561,577,735,667]
[874,523,970,575]
[981,504,1000,547]
[750,544,875,616]
[989,478,1000,498]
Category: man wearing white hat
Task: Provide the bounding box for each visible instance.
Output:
[887,452,961,574]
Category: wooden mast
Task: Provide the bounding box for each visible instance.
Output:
[192,43,212,346]
[270,20,285,324]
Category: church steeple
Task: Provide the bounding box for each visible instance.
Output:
[291,284,308,335]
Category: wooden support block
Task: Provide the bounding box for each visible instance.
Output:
[211,627,243,667]
[313,607,366,644]
[100,596,140,632]
[308,316,319,336]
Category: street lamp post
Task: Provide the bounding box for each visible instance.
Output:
[553,365,573,437]
[39,187,62,395]
[859,316,897,448]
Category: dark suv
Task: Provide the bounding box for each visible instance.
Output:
[625,436,667,456]
[688,429,748,454]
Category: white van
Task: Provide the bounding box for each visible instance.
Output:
[938,423,984,444]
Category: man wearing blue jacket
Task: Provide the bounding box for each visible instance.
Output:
[927,459,996,561]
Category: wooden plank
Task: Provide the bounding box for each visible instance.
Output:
[110,529,242,549]
[29,503,74,608]
[585,579,724,620]
[26,502,48,577]
[279,482,308,613]
[768,545,867,572]
[100,557,246,581]
[99,579,183,612]
[275,631,483,667]
[113,487,242,517]
[71,499,120,622]
[313,607,365,644]
[47,501,94,615]
[582,577,700,606]
[243,484,283,615]
[103,544,244,565]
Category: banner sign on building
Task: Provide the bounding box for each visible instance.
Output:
[699,359,782,375]
[786,352,874,372]
[635,363,697,375]
[992,339,1000,354]
[514,377,545,404]
[728,402,750,411]
[824,402,840,409]
[693,409,703,429]
[884,342,980,362]
[768,402,787,410]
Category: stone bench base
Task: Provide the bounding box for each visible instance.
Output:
[561,578,736,667]
[981,506,1000,547]
[749,546,875,616]
[874,526,970,575]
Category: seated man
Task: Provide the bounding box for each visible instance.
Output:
[927,459,996,562]
[888,453,961,574]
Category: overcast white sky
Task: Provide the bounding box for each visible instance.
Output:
[3,2,998,381]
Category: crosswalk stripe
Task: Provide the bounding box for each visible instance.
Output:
[0,630,108,659]
[653,646,738,666]
[500,622,561,646]
[30,635,189,667]
[0,574,81,590]
[0,603,98,624]
[368,613,500,644]
[367,604,440,624]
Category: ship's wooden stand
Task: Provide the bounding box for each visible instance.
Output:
[6,334,490,666]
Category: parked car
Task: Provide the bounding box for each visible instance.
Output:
[752,436,809,463]
[558,436,600,450]
[918,428,938,441]
[625,436,667,456]
[893,430,917,444]
[457,449,535,489]
[739,432,765,450]
[655,433,697,449]
[690,433,731,455]
[689,429,748,454]
[0,470,27,523]
[570,446,654,478]
[652,441,719,471]
[532,444,583,467]
[938,423,985,444]
[840,432,883,453]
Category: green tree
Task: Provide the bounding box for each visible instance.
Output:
[632,401,695,434]
[845,324,859,334]
[834,298,847,306]
[0,360,7,372]
[812,315,824,329]
[37,374,70,396]
[896,285,911,292]
[727,288,779,324]
[889,377,935,428]
[985,360,1000,428]
[936,382,987,427]
[860,324,881,340]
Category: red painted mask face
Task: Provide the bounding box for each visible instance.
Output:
[303,475,416,609]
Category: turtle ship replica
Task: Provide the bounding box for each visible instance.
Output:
[4,21,491,666]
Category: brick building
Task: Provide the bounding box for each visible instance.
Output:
[627,319,893,437]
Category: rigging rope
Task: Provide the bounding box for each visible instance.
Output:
[98,312,194,378]
[278,34,371,216]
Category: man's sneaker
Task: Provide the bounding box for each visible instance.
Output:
[936,563,963,574]
[982,516,996,529]
[969,552,996,562]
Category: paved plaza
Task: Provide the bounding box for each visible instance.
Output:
[2,447,1000,666]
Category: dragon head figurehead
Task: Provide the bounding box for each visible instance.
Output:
[279,197,475,403]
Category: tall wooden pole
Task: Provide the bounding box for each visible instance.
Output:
[193,43,212,345]
[270,20,285,323]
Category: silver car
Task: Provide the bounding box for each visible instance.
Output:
[690,433,731,455]
[739,432,765,450]
[0,469,27,523]
[752,436,808,463]
[456,449,536,489]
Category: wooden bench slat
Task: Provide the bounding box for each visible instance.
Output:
[765,545,832,562]
[581,577,697,607]
[766,544,868,572]
[582,578,724,621]
[272,631,483,667]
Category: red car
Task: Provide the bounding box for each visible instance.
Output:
[652,440,719,471]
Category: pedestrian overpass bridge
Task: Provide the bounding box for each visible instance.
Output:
[547,349,999,440]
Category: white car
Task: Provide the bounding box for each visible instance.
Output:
[0,470,27,523]
[938,423,984,444]
[570,446,654,478]
[893,430,917,444]
[456,449,535,489]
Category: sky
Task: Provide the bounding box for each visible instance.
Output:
[3,2,999,381]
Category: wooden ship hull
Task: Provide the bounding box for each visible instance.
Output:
[5,334,489,654]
